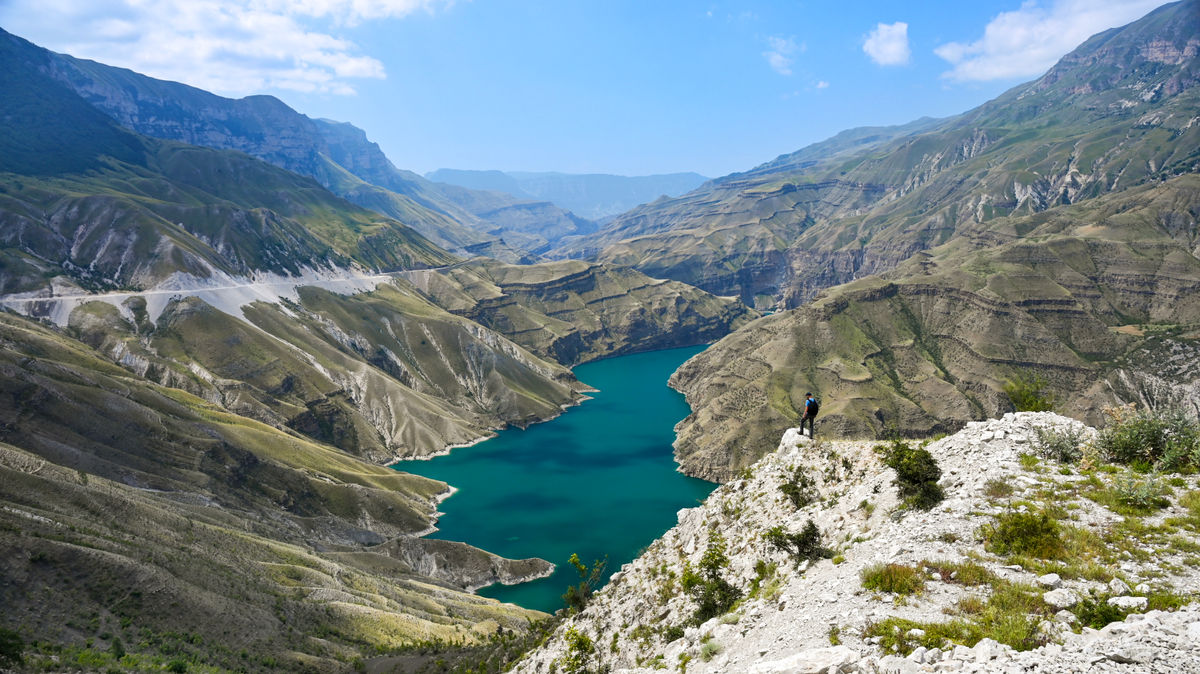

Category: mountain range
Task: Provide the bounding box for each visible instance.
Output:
[425,169,710,221]
[0,0,1198,669]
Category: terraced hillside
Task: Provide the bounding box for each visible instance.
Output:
[564,1,1199,311]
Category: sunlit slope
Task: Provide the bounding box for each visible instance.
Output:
[670,175,1200,481]
[571,1,1199,309]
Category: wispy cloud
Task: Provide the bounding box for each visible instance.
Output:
[934,0,1168,82]
[0,0,451,96]
[763,36,799,76]
[815,80,830,89]
[863,21,910,66]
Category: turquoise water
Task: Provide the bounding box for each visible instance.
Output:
[393,345,716,613]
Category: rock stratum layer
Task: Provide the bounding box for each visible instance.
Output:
[514,413,1200,673]
[402,259,757,366]
[669,172,1200,481]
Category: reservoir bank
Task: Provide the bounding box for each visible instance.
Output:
[393,344,716,613]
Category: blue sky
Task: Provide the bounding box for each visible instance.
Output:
[0,0,1172,176]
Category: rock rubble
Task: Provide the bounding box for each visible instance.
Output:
[512,413,1200,674]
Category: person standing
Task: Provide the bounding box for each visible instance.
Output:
[801,392,819,437]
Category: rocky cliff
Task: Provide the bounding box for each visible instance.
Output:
[513,413,1200,673]
[560,1,1199,310]
[402,259,757,366]
[666,175,1200,481]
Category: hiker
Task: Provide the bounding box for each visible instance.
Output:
[801,392,819,437]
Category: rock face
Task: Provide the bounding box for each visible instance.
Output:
[552,1,1200,314]
[10,27,583,259]
[512,413,1200,673]
[667,176,1200,481]
[403,259,757,365]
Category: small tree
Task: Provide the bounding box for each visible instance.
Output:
[1004,372,1056,412]
[681,530,742,623]
[876,439,944,509]
[0,628,23,668]
[562,553,607,615]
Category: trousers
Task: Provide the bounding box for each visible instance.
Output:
[800,415,815,437]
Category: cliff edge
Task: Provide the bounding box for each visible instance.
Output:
[514,412,1200,673]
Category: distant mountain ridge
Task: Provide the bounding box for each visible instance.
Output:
[426,168,710,220]
[564,0,1199,308]
[2,27,587,261]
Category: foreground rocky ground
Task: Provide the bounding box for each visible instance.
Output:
[513,412,1200,673]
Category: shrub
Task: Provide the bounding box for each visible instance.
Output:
[559,627,594,674]
[681,530,742,624]
[562,553,607,614]
[1034,426,1086,463]
[764,520,830,565]
[1071,592,1128,629]
[980,510,1065,559]
[0,629,23,668]
[780,468,816,509]
[1096,405,1200,471]
[860,563,924,596]
[876,439,945,509]
[1004,373,1056,412]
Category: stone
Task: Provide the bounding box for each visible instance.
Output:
[906,628,926,639]
[1106,646,1154,664]
[746,646,860,674]
[1055,609,1079,624]
[1135,583,1151,594]
[1107,596,1148,611]
[1037,573,1063,589]
[1188,622,1200,641]
[974,638,1002,662]
[1043,588,1080,609]
[1109,578,1132,595]
[908,646,927,662]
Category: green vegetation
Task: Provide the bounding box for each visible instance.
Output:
[876,440,944,509]
[1003,373,1057,412]
[980,509,1066,560]
[0,628,23,668]
[764,520,831,566]
[681,530,743,624]
[559,627,595,674]
[866,580,1052,655]
[860,563,925,596]
[780,467,817,509]
[1096,405,1200,471]
[1034,426,1087,463]
[563,553,608,615]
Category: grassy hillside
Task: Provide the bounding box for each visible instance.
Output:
[669,175,1200,480]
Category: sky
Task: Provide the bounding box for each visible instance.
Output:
[0,0,1174,177]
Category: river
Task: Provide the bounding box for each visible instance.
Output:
[393,344,716,613]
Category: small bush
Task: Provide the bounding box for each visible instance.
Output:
[0,629,23,667]
[562,553,607,614]
[682,530,742,623]
[699,640,722,661]
[1071,592,1128,629]
[860,563,925,596]
[984,479,1015,499]
[876,439,945,509]
[1035,426,1086,463]
[764,520,831,565]
[980,510,1065,559]
[780,468,817,509]
[1097,404,1200,471]
[559,627,594,674]
[1004,373,1056,412]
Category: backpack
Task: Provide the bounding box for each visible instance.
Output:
[807,397,820,417]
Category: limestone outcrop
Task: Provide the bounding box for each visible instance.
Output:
[513,413,1200,673]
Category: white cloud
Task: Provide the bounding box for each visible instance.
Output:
[934,0,1169,82]
[0,0,451,96]
[815,80,830,89]
[863,21,910,66]
[764,36,798,76]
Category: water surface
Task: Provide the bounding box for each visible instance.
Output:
[394,345,715,613]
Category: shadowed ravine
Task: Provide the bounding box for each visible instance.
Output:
[394,345,717,612]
